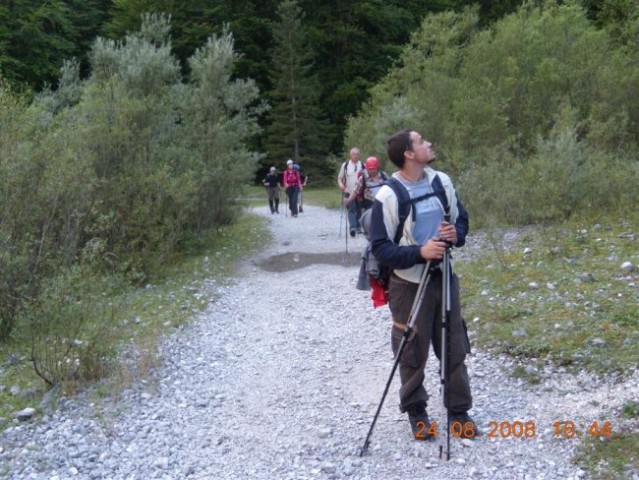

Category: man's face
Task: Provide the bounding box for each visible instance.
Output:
[407,131,435,165]
[350,149,360,161]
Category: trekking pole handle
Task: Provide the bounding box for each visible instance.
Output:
[439,214,454,249]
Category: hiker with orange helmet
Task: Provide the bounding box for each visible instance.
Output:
[344,156,389,211]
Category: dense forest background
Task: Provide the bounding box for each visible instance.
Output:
[2,0,616,181]
[1,0,639,356]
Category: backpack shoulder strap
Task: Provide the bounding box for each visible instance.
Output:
[430,174,449,216]
[385,174,450,242]
[385,177,411,244]
[405,174,450,220]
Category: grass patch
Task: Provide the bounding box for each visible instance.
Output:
[458,214,639,479]
[243,185,341,210]
[458,215,639,376]
[0,211,270,428]
[622,400,639,419]
[573,434,639,479]
[300,187,343,209]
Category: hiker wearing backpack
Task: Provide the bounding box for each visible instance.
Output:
[294,163,308,213]
[369,128,475,441]
[337,147,365,237]
[343,156,388,212]
[262,166,281,214]
[283,159,302,217]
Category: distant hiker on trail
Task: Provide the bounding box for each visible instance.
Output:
[370,128,475,441]
[343,156,388,212]
[262,166,281,214]
[294,163,308,213]
[337,147,365,236]
[283,159,302,217]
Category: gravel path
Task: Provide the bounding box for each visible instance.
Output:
[1,203,638,480]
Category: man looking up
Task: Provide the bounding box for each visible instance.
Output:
[369,129,475,441]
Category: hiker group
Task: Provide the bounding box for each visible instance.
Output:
[263,129,477,453]
[337,147,389,237]
[261,159,307,217]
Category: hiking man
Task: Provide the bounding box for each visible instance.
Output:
[343,156,388,212]
[262,166,281,214]
[337,147,364,236]
[369,128,475,440]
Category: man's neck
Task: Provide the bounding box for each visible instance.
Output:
[399,163,426,183]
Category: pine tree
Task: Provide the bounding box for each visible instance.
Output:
[264,0,329,180]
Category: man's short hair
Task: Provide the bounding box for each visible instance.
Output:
[387,129,413,168]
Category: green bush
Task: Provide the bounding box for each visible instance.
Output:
[345,1,639,226]
[21,265,124,386]
[0,15,263,340]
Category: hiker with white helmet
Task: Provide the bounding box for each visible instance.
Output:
[283,159,302,217]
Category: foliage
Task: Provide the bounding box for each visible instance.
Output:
[621,400,639,419]
[4,0,639,174]
[0,212,270,429]
[0,16,261,340]
[0,0,108,92]
[574,434,639,480]
[458,215,639,375]
[23,265,123,386]
[98,0,477,169]
[346,1,639,225]
[262,0,330,183]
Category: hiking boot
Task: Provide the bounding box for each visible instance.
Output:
[449,412,479,439]
[350,228,356,237]
[408,411,435,441]
[299,207,303,213]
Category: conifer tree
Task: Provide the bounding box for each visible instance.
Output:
[263,0,329,179]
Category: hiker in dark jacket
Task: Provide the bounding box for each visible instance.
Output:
[370,128,475,441]
[262,166,281,214]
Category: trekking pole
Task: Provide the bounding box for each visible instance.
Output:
[285,190,288,217]
[439,220,453,461]
[338,193,344,237]
[359,261,433,456]
[345,202,349,254]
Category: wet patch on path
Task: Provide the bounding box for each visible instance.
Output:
[255,251,361,272]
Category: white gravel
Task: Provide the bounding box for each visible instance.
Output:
[1,203,637,480]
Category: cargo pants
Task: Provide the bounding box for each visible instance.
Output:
[388,270,473,414]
